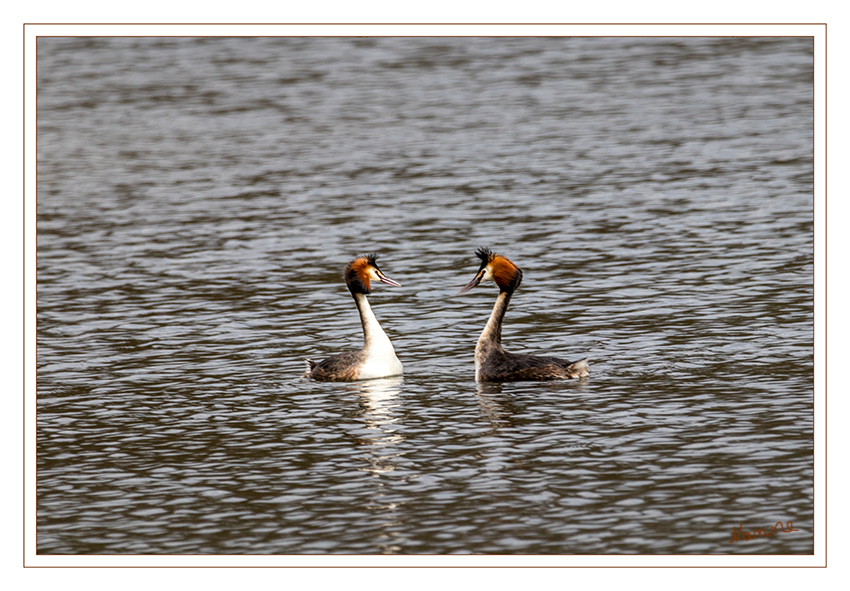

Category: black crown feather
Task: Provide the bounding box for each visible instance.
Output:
[475,247,495,264]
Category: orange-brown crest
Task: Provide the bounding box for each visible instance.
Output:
[490,255,523,292]
[471,247,523,293]
[344,255,375,294]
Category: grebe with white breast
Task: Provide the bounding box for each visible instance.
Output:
[458,247,589,382]
[304,254,404,381]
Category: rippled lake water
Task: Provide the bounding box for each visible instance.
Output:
[36,36,813,554]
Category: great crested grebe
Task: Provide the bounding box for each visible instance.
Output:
[303,254,404,381]
[458,248,589,382]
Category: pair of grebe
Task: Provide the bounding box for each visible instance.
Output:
[303,248,589,383]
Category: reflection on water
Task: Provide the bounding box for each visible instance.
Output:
[352,377,405,474]
[36,36,813,554]
[475,383,516,431]
[350,377,406,554]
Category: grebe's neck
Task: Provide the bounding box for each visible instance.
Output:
[352,292,402,379]
[353,292,394,352]
[478,290,512,351]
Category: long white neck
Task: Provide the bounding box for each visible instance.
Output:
[477,291,511,352]
[354,293,392,350]
[353,292,402,379]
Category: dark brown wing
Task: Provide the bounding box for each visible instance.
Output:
[480,351,588,382]
[304,351,365,381]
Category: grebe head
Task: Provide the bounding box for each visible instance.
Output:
[458,247,523,295]
[344,253,402,295]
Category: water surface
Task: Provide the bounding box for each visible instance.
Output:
[36,36,813,554]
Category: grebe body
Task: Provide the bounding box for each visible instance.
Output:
[458,248,589,382]
[304,254,403,381]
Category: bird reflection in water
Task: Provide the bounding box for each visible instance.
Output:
[475,382,522,431]
[476,379,589,432]
[348,376,405,460]
[346,376,406,554]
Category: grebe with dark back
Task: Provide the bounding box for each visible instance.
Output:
[458,248,589,382]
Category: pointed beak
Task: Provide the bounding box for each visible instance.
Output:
[376,270,402,287]
[457,269,485,295]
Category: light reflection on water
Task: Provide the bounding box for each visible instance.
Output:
[36,36,812,554]
[354,377,406,474]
